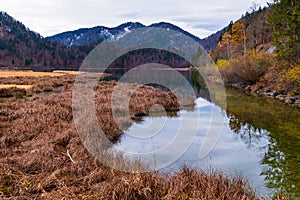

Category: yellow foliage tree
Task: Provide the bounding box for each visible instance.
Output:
[232,20,248,55]
[215,32,232,60]
[220,32,232,59]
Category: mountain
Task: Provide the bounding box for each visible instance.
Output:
[148,22,202,43]
[200,28,228,51]
[47,22,145,47]
[0,11,235,71]
[47,22,203,47]
[1,11,211,71]
[47,21,222,71]
[0,11,95,70]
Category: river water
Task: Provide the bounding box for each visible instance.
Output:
[108,69,300,198]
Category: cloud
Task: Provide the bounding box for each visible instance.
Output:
[191,24,223,31]
[2,0,269,38]
[118,12,141,19]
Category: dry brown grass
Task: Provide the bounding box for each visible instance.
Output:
[0,76,258,199]
[0,84,33,89]
[0,74,76,97]
[0,70,82,77]
[0,70,64,77]
[0,72,108,96]
[52,70,87,75]
[0,87,28,98]
[96,167,257,200]
[0,85,33,98]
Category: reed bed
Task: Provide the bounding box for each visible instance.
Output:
[0,75,258,199]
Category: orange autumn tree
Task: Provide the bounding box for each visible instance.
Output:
[215,32,232,60]
[231,20,248,56]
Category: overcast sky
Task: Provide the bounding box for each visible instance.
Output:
[2,0,270,38]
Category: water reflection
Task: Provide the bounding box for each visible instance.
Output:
[225,88,300,197]
[113,97,272,195]
[104,67,211,100]
[228,115,270,149]
[107,68,300,197]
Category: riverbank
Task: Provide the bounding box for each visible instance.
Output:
[216,51,300,109]
[0,74,259,199]
[228,83,300,108]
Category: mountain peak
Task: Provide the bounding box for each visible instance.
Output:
[47,21,203,47]
[0,11,11,18]
[114,22,145,29]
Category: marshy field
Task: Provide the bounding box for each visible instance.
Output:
[0,70,263,199]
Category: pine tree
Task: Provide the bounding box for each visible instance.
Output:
[269,0,300,64]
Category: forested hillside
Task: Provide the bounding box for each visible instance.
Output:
[0,11,97,70]
[213,6,273,60]
[214,0,300,97]
[0,12,208,71]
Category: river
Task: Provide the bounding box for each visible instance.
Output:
[108,68,300,198]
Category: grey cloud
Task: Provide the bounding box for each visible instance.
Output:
[172,16,227,31]
[2,0,270,38]
[118,12,141,19]
[172,17,206,23]
[191,23,223,31]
